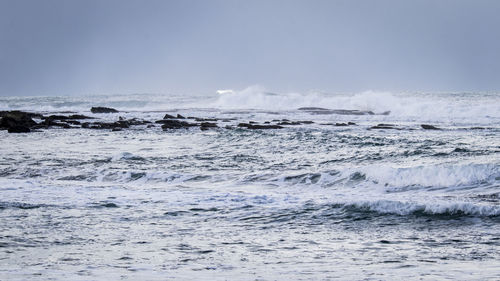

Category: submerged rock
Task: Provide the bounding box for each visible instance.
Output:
[91,107,119,113]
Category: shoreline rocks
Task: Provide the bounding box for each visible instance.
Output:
[0,109,455,134]
[237,123,283,129]
[91,107,119,113]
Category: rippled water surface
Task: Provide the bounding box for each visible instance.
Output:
[0,92,499,280]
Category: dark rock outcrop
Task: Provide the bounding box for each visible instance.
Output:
[0,110,42,120]
[160,119,198,130]
[194,118,218,122]
[298,107,329,111]
[200,122,218,130]
[69,114,94,119]
[8,126,31,133]
[298,107,375,115]
[163,114,176,119]
[421,124,440,130]
[0,111,39,133]
[91,107,119,113]
[237,123,283,129]
[370,124,398,130]
[278,121,302,125]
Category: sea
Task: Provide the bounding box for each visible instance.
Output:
[0,88,499,280]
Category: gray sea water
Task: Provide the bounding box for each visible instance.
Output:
[0,90,499,280]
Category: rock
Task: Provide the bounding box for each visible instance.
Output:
[298,108,375,115]
[335,123,349,126]
[43,114,94,121]
[43,115,70,121]
[195,118,218,122]
[8,126,30,133]
[114,121,130,128]
[176,114,186,119]
[298,107,329,111]
[421,124,440,130]
[370,124,398,130]
[90,107,118,113]
[348,122,356,125]
[278,121,302,125]
[200,122,218,130]
[66,120,82,125]
[0,110,42,120]
[300,121,314,124]
[0,111,38,131]
[237,123,283,129]
[84,121,129,130]
[43,119,71,128]
[163,114,176,119]
[68,114,94,119]
[160,119,198,130]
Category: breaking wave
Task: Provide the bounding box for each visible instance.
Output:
[340,200,500,217]
[213,86,500,124]
[270,163,499,191]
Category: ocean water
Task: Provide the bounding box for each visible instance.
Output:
[0,89,499,280]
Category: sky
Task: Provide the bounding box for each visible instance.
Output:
[0,0,499,96]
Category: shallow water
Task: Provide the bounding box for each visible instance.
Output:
[0,91,499,280]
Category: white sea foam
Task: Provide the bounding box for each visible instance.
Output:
[212,86,500,124]
[359,163,499,191]
[343,200,500,216]
[271,163,499,191]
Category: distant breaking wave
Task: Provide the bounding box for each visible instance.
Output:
[213,86,500,124]
[0,86,499,124]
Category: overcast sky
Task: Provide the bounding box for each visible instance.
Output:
[0,0,499,96]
